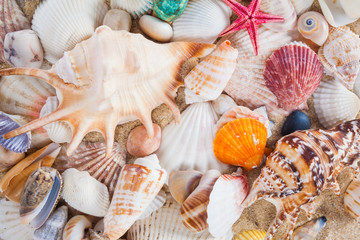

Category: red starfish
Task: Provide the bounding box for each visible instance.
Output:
[219,0,284,55]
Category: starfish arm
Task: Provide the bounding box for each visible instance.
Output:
[248,0,262,16]
[219,18,248,36]
[222,0,249,16]
[247,21,260,56]
[255,12,284,24]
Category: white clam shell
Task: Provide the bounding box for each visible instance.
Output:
[61,168,110,217]
[139,15,173,42]
[63,215,92,240]
[111,0,153,19]
[103,9,132,31]
[211,94,237,116]
[313,79,360,129]
[157,102,230,177]
[319,0,360,27]
[172,0,231,43]
[32,0,108,63]
[289,0,314,15]
[260,0,297,32]
[344,178,360,221]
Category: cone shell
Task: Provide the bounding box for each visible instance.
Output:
[211,94,237,116]
[207,170,249,237]
[185,40,238,104]
[290,0,314,15]
[172,0,232,43]
[61,168,110,217]
[0,145,25,171]
[318,26,360,90]
[34,205,68,240]
[63,215,92,240]
[104,155,167,240]
[32,0,108,63]
[234,230,266,240]
[157,102,230,175]
[0,199,35,240]
[260,0,297,32]
[181,169,221,233]
[169,170,203,204]
[111,0,153,19]
[139,190,167,220]
[291,216,327,240]
[344,178,360,221]
[53,141,127,197]
[213,118,267,170]
[0,143,60,202]
[313,79,360,129]
[264,42,323,111]
[298,11,329,46]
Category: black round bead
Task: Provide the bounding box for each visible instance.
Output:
[281,110,311,136]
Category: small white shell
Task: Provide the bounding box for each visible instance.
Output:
[61,168,110,217]
[63,215,92,240]
[344,178,360,221]
[139,15,173,42]
[211,94,237,116]
[111,0,153,19]
[260,0,297,32]
[289,0,314,15]
[103,9,132,31]
[297,11,329,46]
[313,79,360,129]
[319,0,360,27]
[172,0,231,43]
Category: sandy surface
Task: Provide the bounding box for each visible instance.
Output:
[0,0,359,239]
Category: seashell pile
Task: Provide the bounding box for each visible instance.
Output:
[0,1,360,240]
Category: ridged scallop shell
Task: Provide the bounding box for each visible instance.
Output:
[319,0,360,27]
[32,0,108,63]
[110,0,153,19]
[207,170,249,237]
[318,26,360,90]
[63,215,92,240]
[292,216,327,240]
[298,11,329,46]
[169,170,203,204]
[211,94,237,116]
[313,79,360,129]
[53,141,126,197]
[185,40,238,104]
[181,169,221,233]
[0,143,60,203]
[61,168,110,217]
[0,145,24,171]
[157,102,230,176]
[104,155,167,240]
[344,178,360,220]
[154,0,188,22]
[0,0,31,62]
[289,0,314,15]
[214,118,267,170]
[172,0,232,43]
[222,27,298,116]
[0,199,35,240]
[34,205,68,240]
[139,190,167,220]
[128,195,234,240]
[260,0,297,32]
[234,230,266,240]
[264,42,323,111]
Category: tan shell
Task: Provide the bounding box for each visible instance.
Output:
[63,215,92,240]
[169,170,203,204]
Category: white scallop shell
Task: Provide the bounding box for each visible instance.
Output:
[157,102,230,176]
[319,0,360,27]
[139,190,167,220]
[261,0,297,32]
[110,0,153,19]
[211,94,237,116]
[313,79,360,129]
[344,178,360,221]
[0,199,35,240]
[32,0,108,64]
[40,96,72,143]
[289,0,314,15]
[63,215,92,240]
[128,195,234,240]
[61,168,110,217]
[172,0,231,43]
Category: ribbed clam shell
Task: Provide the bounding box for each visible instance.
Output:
[292,216,327,240]
[157,102,229,176]
[313,79,360,129]
[344,178,360,220]
[185,40,238,104]
[172,0,232,43]
[289,0,314,15]
[111,0,153,19]
[169,170,203,204]
[318,26,360,90]
[0,0,31,62]
[222,27,297,116]
[0,112,31,153]
[34,205,68,240]
[207,170,249,237]
[298,11,329,46]
[139,190,167,220]
[53,141,126,197]
[318,0,359,27]
[61,168,110,217]
[128,195,234,240]
[211,94,237,116]
[63,215,92,240]
[234,230,266,240]
[32,0,108,63]
[260,0,297,32]
[0,199,35,240]
[181,169,221,233]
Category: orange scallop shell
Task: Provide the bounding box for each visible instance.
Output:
[213,118,267,170]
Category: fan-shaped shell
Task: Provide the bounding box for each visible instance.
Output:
[61,168,110,217]
[185,40,238,104]
[211,94,237,116]
[318,26,360,90]
[154,0,188,22]
[111,0,153,19]
[234,230,266,240]
[157,102,229,176]
[34,205,68,240]
[292,216,327,240]
[172,0,232,43]
[313,79,360,129]
[264,42,323,111]
[260,0,297,32]
[344,178,360,221]
[169,170,203,204]
[289,0,314,15]
[298,11,329,46]
[63,215,92,240]
[0,199,35,240]
[319,0,360,27]
[32,0,108,63]
[214,118,267,170]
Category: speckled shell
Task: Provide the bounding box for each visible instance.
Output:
[264,42,323,111]
[153,0,188,22]
[63,215,92,240]
[213,118,267,170]
[313,79,360,129]
[234,230,266,240]
[289,0,314,15]
[291,216,327,240]
[172,0,232,43]
[185,40,238,104]
[211,94,237,116]
[169,170,203,204]
[34,205,68,240]
[318,26,360,90]
[298,11,329,46]
[32,0,108,63]
[344,178,360,221]
[260,0,297,32]
[111,0,153,18]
